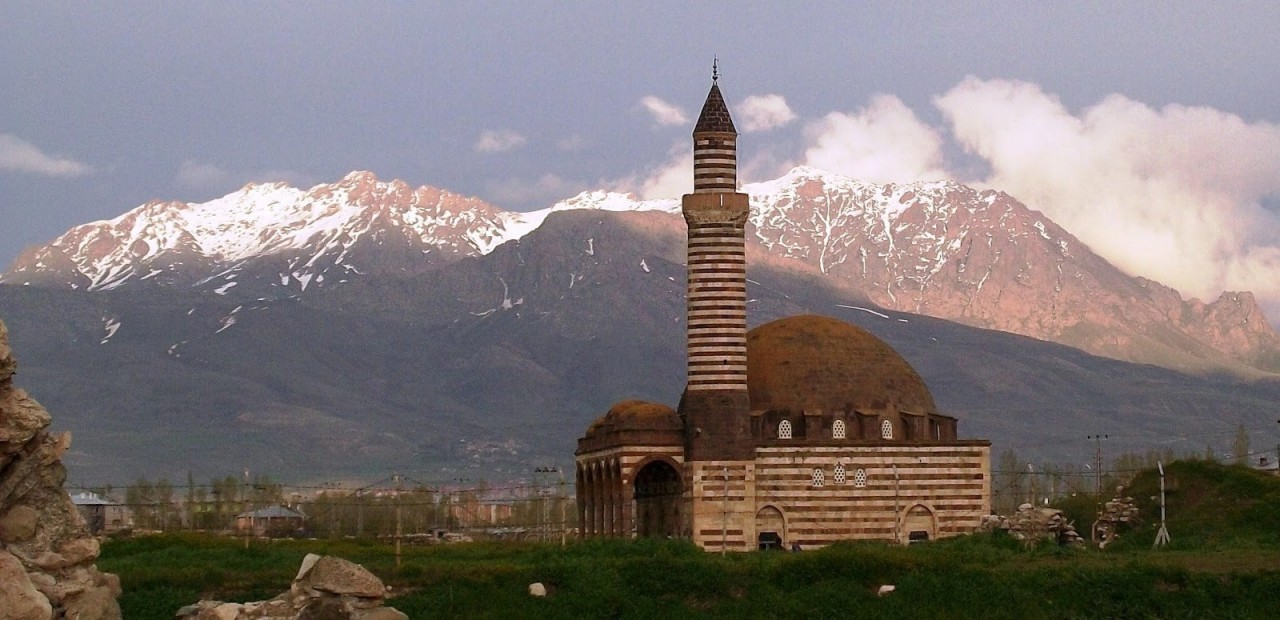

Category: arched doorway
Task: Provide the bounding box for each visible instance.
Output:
[633,459,682,538]
[903,504,937,543]
[755,505,785,550]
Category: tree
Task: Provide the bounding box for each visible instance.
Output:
[1232,424,1250,464]
[154,478,174,531]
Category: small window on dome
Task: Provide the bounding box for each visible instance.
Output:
[833,463,847,484]
[881,419,893,440]
[853,468,868,488]
[811,468,825,487]
[778,420,793,440]
[832,419,846,440]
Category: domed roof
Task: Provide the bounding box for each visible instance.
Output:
[584,400,682,439]
[746,315,937,415]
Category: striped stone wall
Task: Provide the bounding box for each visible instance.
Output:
[693,133,737,193]
[685,459,756,552]
[752,444,990,547]
[682,192,750,393]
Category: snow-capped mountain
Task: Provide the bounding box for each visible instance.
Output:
[3,167,1277,372]
[1,171,676,295]
[742,166,1280,370]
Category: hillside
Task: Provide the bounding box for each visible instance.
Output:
[3,209,1280,482]
[5,168,1277,374]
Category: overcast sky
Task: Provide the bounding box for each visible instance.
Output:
[3,1,1280,315]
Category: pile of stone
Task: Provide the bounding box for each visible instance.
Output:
[176,554,407,619]
[1092,492,1140,548]
[0,318,122,620]
[981,503,1083,546]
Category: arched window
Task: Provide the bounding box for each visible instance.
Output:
[811,468,825,487]
[833,462,847,484]
[881,419,893,440]
[832,419,846,439]
[778,419,792,440]
[853,468,868,488]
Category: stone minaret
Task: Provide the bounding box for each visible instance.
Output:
[680,70,752,462]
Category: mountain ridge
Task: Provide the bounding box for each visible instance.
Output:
[4,167,1277,374]
[3,208,1278,482]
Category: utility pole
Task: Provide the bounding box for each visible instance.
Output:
[892,465,900,545]
[1088,434,1110,496]
[558,469,567,547]
[394,473,403,570]
[1027,463,1036,506]
[1153,462,1170,548]
[721,466,729,555]
[242,468,251,549]
[356,489,364,538]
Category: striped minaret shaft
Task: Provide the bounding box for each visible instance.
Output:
[683,79,749,394]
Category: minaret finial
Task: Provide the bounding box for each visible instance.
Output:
[712,56,719,82]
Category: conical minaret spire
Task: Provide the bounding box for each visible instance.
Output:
[680,71,752,461]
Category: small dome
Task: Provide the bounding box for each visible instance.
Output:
[746,315,937,415]
[584,400,682,439]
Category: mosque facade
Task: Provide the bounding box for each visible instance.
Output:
[574,75,991,551]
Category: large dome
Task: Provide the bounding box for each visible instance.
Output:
[746,315,937,415]
[583,400,682,440]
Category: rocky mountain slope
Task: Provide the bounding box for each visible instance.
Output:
[2,209,1279,483]
[744,167,1280,372]
[5,169,1276,374]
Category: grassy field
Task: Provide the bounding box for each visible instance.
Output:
[98,461,1280,619]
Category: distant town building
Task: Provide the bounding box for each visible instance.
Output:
[1254,455,1279,475]
[70,491,130,534]
[234,505,306,537]
[574,71,992,551]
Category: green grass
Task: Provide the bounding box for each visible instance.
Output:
[99,462,1280,619]
[99,533,1280,620]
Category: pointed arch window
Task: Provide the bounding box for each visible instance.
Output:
[832,419,847,440]
[881,419,894,440]
[778,419,793,440]
[811,468,825,488]
[853,468,868,488]
[833,462,847,485]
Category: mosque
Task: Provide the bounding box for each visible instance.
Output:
[574,73,991,551]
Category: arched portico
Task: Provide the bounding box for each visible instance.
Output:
[902,503,937,543]
[633,457,683,538]
[755,505,786,550]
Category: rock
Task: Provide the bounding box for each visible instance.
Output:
[877,585,896,596]
[208,602,243,620]
[295,552,322,580]
[0,317,120,618]
[528,582,547,597]
[297,596,349,620]
[0,549,53,620]
[179,555,405,620]
[0,389,50,450]
[58,536,101,566]
[61,585,122,620]
[0,504,39,542]
[355,608,409,620]
[299,556,386,599]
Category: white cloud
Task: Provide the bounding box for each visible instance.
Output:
[556,134,587,152]
[474,129,527,153]
[801,95,949,184]
[934,76,1280,309]
[640,96,689,127]
[608,142,692,201]
[486,173,584,207]
[738,94,797,132]
[0,133,93,177]
[175,159,233,190]
[176,161,315,193]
